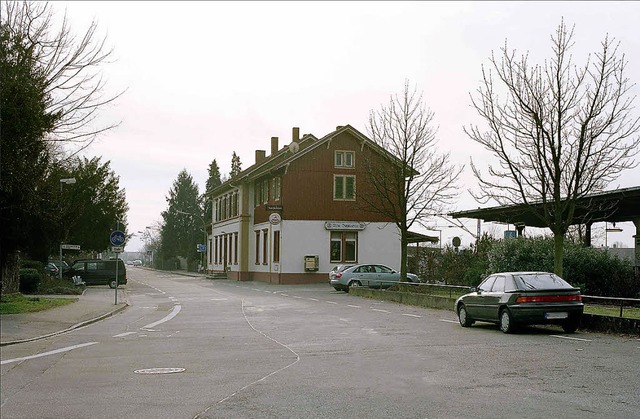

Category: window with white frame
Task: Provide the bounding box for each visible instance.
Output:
[335,150,355,168]
[262,229,268,264]
[255,231,260,264]
[333,175,356,200]
[271,177,281,201]
[330,231,358,263]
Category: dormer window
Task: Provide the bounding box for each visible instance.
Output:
[335,150,355,168]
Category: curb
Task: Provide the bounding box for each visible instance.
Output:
[0,292,130,347]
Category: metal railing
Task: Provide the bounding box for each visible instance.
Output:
[363,281,640,318]
[359,279,469,298]
[581,295,640,318]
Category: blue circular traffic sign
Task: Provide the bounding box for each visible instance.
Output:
[110,230,126,246]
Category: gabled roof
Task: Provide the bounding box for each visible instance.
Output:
[209,124,410,197]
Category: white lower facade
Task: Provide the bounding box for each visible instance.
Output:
[207,219,401,284]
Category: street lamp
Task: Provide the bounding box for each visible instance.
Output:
[605,222,623,248]
[59,177,76,279]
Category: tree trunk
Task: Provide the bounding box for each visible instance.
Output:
[400,226,408,281]
[553,233,564,277]
[1,251,21,295]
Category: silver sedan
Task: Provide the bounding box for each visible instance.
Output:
[329,263,419,292]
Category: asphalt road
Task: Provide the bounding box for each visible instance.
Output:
[1,268,638,418]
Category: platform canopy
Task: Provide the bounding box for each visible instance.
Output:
[407,231,439,244]
[449,186,640,228]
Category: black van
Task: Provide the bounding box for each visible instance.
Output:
[67,259,127,288]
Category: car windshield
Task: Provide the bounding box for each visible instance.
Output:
[514,273,573,290]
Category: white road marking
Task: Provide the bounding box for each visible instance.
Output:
[141,304,182,330]
[1,342,98,365]
[293,296,303,299]
[371,309,390,313]
[113,332,137,338]
[210,298,228,301]
[308,298,319,301]
[402,314,422,318]
[439,319,458,323]
[326,301,337,304]
[347,305,361,308]
[281,294,289,297]
[550,335,592,342]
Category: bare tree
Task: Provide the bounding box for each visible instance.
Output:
[3,1,123,153]
[465,20,640,276]
[364,80,463,280]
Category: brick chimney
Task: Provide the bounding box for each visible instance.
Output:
[271,137,278,155]
[292,127,300,143]
[255,150,266,163]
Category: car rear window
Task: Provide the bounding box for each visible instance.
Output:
[514,273,573,290]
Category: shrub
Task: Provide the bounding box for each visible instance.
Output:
[37,277,84,295]
[19,268,42,294]
[488,237,638,297]
[21,259,45,270]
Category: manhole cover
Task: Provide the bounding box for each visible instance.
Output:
[134,368,185,374]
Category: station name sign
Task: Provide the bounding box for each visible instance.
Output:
[266,205,283,211]
[324,221,366,231]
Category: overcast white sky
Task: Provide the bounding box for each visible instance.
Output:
[52,1,640,252]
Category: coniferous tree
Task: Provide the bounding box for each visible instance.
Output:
[160,170,201,270]
[230,152,242,178]
[203,159,222,225]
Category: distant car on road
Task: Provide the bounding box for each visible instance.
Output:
[454,271,583,334]
[132,259,143,266]
[330,263,419,292]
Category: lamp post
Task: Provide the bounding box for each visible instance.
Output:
[59,178,76,279]
[605,222,623,248]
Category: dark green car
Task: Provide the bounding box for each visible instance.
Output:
[454,272,583,333]
[66,259,127,288]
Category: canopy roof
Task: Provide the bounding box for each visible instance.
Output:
[449,186,640,228]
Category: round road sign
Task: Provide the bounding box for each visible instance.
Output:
[110,230,126,246]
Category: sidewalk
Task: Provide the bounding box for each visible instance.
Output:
[0,286,128,346]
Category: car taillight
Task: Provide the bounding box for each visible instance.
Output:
[336,273,342,278]
[516,295,582,303]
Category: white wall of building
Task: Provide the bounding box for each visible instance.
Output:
[280,220,400,274]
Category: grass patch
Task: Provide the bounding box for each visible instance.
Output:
[0,293,77,315]
[584,304,640,320]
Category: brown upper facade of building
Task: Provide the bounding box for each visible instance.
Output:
[209,125,405,226]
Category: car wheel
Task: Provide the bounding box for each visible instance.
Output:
[458,304,474,327]
[499,308,516,334]
[333,287,342,292]
[562,319,579,334]
[348,280,362,289]
[109,280,117,289]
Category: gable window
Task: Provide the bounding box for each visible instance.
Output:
[335,151,355,168]
[334,175,356,200]
[330,231,358,263]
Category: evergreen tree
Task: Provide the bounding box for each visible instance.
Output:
[160,170,201,270]
[203,159,222,223]
[230,152,242,178]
